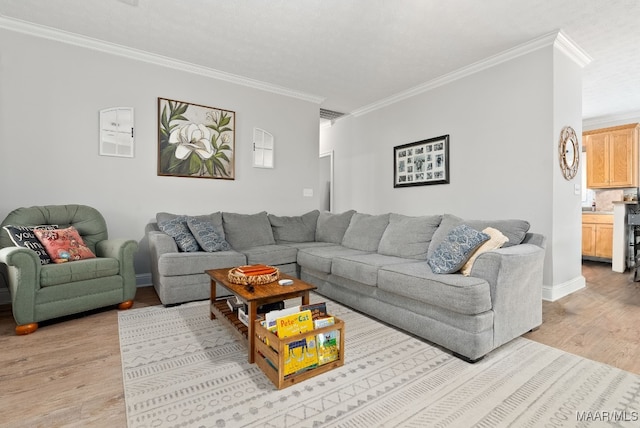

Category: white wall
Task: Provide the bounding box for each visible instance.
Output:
[0,29,321,279]
[549,47,586,299]
[320,41,584,295]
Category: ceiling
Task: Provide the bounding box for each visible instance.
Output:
[1,0,639,122]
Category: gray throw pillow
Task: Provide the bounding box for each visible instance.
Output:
[222,211,275,250]
[187,217,231,252]
[428,214,530,257]
[427,224,490,274]
[341,213,390,252]
[315,210,356,244]
[268,210,320,243]
[378,213,442,260]
[157,215,200,252]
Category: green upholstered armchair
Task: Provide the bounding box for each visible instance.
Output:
[0,204,138,335]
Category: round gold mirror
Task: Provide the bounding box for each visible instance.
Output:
[559,126,579,180]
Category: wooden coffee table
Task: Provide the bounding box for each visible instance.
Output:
[206,267,317,363]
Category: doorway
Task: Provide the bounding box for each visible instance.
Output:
[319,151,334,212]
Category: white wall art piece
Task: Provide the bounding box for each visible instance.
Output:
[99,107,134,157]
[253,128,274,168]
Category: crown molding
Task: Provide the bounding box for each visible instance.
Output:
[583,110,640,130]
[351,30,589,118]
[554,30,592,67]
[0,15,326,105]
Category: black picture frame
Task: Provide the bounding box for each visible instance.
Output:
[394,135,450,187]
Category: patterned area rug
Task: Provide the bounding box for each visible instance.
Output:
[119,296,640,428]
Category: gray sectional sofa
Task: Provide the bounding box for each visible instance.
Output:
[146,209,546,362]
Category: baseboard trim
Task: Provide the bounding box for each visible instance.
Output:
[136,273,153,287]
[542,275,586,302]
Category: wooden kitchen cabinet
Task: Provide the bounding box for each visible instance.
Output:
[584,123,639,188]
[582,213,614,259]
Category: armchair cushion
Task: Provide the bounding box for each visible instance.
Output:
[40,258,120,287]
[34,226,96,263]
[0,205,107,254]
[3,224,58,265]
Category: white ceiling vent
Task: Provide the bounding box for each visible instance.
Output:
[320,108,345,121]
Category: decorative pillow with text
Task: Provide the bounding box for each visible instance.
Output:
[3,224,59,265]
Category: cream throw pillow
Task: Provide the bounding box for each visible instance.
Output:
[460,227,509,276]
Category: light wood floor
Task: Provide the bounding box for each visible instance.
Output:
[0,262,639,427]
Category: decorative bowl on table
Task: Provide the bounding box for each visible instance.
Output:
[228,265,280,285]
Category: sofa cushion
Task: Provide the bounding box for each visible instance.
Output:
[378,213,442,260]
[297,245,368,273]
[40,257,120,287]
[460,227,509,276]
[427,224,489,274]
[315,210,356,244]
[157,211,223,227]
[34,226,96,264]
[240,244,298,265]
[187,217,231,252]
[428,214,530,257]
[158,250,246,276]
[341,213,390,252]
[223,211,275,250]
[378,262,492,315]
[157,215,200,252]
[331,253,412,286]
[268,210,319,243]
[3,224,58,265]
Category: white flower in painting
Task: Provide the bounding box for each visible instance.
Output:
[168,123,214,160]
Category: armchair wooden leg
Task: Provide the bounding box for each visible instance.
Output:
[118,300,134,310]
[16,323,38,335]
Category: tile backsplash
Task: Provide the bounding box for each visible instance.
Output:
[593,189,627,211]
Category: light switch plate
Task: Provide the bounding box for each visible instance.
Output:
[303,188,313,197]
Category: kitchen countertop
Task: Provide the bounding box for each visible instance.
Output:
[582,211,614,215]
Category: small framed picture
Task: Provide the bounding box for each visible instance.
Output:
[394,135,449,187]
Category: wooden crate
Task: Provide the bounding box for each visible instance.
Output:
[254,316,345,389]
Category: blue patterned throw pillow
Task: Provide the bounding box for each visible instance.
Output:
[187,217,231,252]
[427,224,490,274]
[158,215,200,252]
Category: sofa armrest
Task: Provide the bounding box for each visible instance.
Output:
[0,247,41,322]
[96,239,139,300]
[147,230,178,289]
[470,243,546,347]
[148,230,178,255]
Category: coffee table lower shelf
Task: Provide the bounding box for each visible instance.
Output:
[210,299,248,342]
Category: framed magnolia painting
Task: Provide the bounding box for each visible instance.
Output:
[158,97,235,179]
[394,135,450,187]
